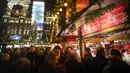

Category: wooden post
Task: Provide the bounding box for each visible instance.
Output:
[79,27,84,59]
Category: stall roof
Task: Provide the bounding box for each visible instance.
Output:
[60,0,121,37]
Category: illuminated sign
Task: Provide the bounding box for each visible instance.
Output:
[62,2,127,37]
[32,1,45,31]
[10,35,22,41]
[81,2,127,35]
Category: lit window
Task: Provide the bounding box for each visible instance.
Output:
[15,27,17,34]
[11,30,14,34]
[20,19,24,23]
[19,30,21,34]
[8,30,10,34]
[28,21,30,24]
[9,20,14,23]
[24,30,26,35]
[25,21,28,23]
[15,20,19,23]
[27,30,30,35]
[4,18,8,23]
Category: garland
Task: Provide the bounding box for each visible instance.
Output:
[85,4,115,23]
[69,3,115,33]
[69,23,76,33]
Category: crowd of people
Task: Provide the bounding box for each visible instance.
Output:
[0,45,130,73]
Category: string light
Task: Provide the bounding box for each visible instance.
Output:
[57,12,59,15]
[7,0,31,10]
[64,3,67,7]
[59,8,62,12]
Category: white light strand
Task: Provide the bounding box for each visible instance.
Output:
[7,0,31,10]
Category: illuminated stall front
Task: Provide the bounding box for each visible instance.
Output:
[81,1,130,50]
[61,0,129,58]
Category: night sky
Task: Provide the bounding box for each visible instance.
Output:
[0,0,7,21]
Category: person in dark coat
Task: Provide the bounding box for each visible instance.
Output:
[53,46,66,65]
[82,48,93,73]
[26,46,37,73]
[0,53,19,73]
[26,46,37,63]
[11,48,21,62]
[103,49,130,73]
[38,52,66,73]
[91,47,109,73]
[65,51,85,73]
[12,51,30,73]
[43,47,52,63]
[35,49,45,73]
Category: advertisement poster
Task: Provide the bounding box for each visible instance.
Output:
[32,1,45,31]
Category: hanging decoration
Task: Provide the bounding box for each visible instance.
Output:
[82,2,127,35]
[7,8,28,16]
[7,0,31,16]
[7,0,31,10]
[85,3,115,23]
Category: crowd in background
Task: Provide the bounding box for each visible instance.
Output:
[0,45,130,73]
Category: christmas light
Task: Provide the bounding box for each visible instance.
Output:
[59,8,62,12]
[64,3,67,7]
[7,0,31,10]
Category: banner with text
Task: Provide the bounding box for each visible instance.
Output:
[82,2,127,36]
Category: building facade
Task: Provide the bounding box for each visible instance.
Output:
[2,0,32,44]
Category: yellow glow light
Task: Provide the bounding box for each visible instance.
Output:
[57,12,59,15]
[59,8,62,12]
[64,3,67,7]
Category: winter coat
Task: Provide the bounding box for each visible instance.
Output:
[103,55,130,73]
